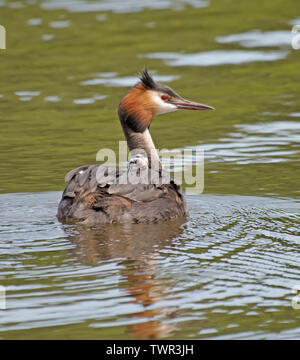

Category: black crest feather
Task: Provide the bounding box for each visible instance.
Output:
[139,68,157,90]
[139,68,182,99]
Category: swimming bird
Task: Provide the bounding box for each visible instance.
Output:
[57,69,213,224]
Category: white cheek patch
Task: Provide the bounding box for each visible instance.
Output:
[151,92,178,115]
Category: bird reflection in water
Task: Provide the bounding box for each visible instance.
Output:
[63,219,186,339]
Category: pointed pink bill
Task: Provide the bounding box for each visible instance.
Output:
[171,98,214,111]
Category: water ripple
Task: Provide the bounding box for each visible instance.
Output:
[140,50,288,66]
[40,0,210,13]
[216,30,293,48]
[0,192,299,339]
[166,121,300,166]
[81,73,180,87]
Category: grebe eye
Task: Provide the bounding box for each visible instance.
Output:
[161,95,168,101]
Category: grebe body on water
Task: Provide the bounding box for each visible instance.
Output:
[57,69,213,224]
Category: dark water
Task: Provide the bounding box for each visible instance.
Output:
[0,191,299,339]
[0,0,300,339]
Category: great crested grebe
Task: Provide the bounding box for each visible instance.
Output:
[57,69,213,224]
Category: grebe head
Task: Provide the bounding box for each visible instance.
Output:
[119,68,214,133]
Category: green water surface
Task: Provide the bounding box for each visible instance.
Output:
[0,0,299,196]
